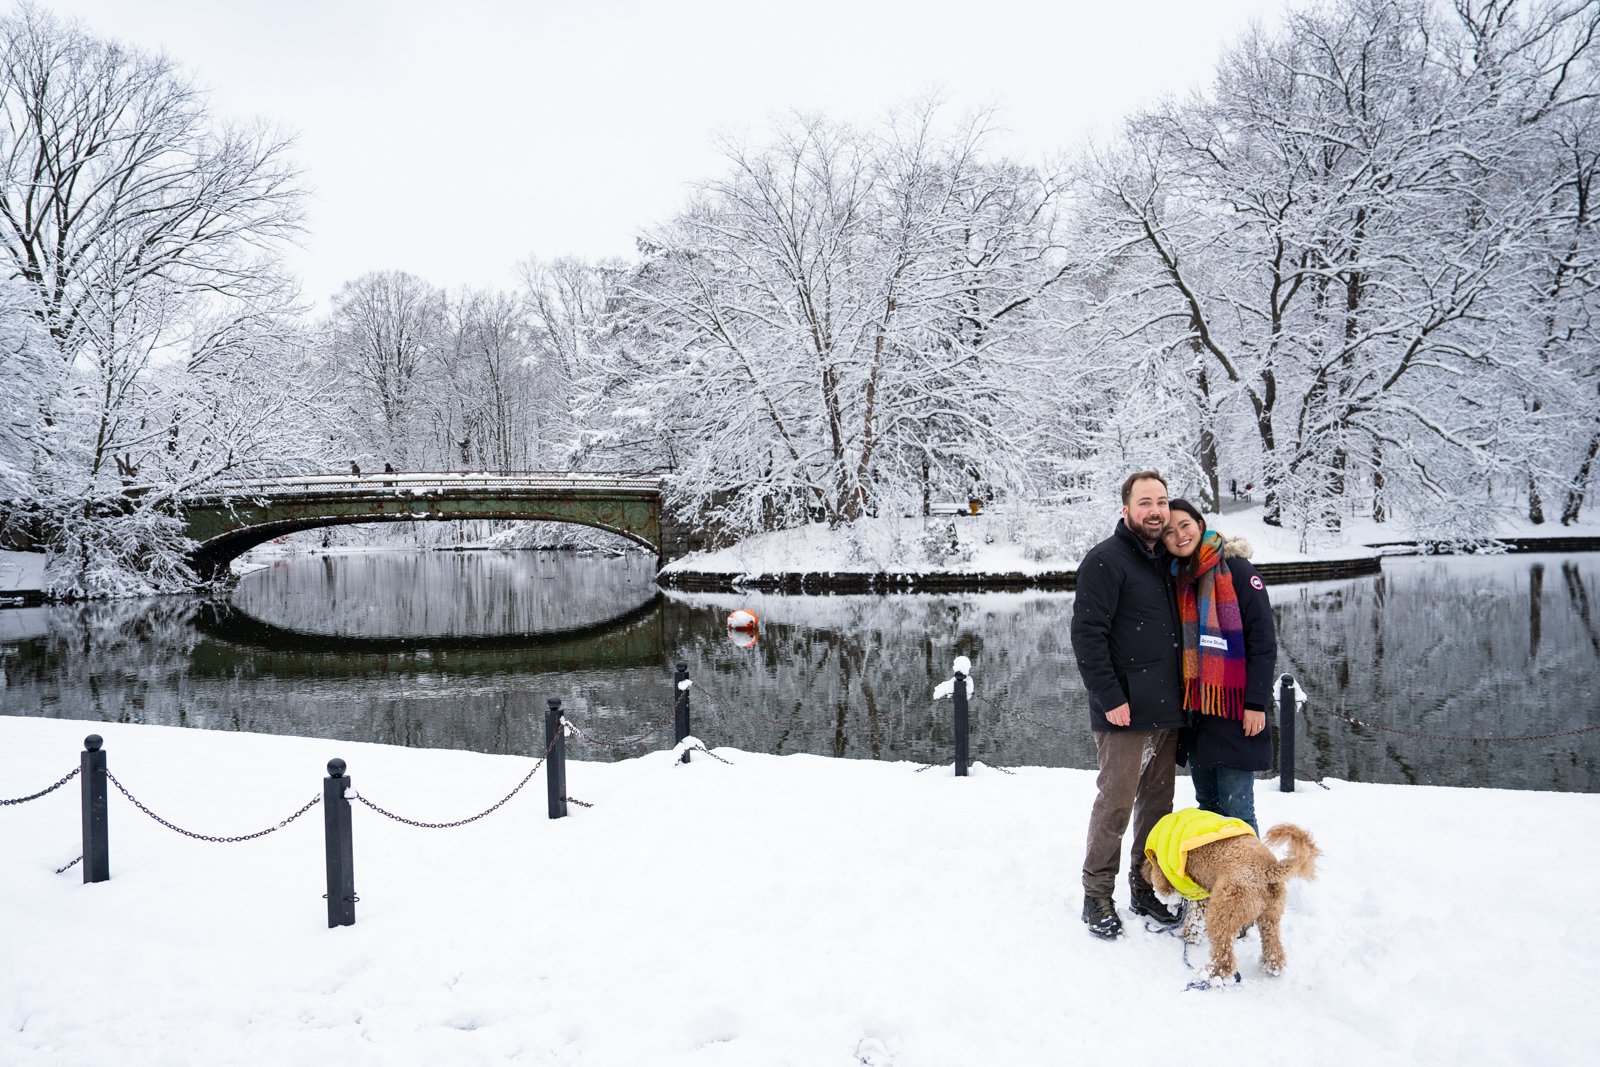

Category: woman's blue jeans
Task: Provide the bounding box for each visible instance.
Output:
[1191,766,1259,836]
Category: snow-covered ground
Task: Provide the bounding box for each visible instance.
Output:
[0,549,45,596]
[3,713,1594,1066]
[660,500,1600,576]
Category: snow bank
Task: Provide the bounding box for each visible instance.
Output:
[660,501,1600,578]
[3,714,1594,1066]
[0,549,45,595]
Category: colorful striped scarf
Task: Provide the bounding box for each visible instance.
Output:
[1173,530,1247,719]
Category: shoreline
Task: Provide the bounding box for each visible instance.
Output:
[656,554,1389,594]
[656,536,1600,594]
[6,534,1600,604]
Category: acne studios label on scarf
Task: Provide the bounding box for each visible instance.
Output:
[1200,635,1230,650]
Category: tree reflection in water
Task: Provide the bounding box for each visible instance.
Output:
[1,551,1595,791]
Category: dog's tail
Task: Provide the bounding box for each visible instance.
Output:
[1263,823,1321,883]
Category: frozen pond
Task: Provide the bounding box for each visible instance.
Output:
[2,550,1596,791]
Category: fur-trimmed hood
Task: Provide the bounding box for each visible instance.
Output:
[1222,534,1254,560]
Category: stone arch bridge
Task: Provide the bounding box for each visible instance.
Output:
[184,472,689,578]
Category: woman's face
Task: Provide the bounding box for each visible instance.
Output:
[1163,512,1204,558]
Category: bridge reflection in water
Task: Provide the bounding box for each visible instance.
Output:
[209,549,665,673]
[193,596,665,675]
[1,552,1596,790]
[182,550,671,754]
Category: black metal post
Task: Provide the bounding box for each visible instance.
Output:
[1277,675,1297,793]
[673,661,691,764]
[80,734,109,884]
[953,671,970,777]
[546,697,568,820]
[323,758,356,928]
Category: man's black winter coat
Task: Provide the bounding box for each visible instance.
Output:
[1070,520,1187,732]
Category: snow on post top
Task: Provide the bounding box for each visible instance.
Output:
[933,656,975,701]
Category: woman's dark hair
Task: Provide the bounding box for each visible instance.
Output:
[1167,498,1208,574]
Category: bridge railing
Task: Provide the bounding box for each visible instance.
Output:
[199,471,666,497]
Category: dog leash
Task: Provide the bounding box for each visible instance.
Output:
[1144,900,1196,968]
[1147,901,1241,991]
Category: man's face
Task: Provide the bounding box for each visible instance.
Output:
[1122,478,1170,545]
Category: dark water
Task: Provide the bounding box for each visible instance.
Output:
[2,550,1597,791]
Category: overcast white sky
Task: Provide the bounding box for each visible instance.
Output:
[36,0,1280,311]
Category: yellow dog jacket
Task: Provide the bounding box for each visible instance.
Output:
[1144,808,1257,901]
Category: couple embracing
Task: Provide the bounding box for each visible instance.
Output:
[1068,470,1278,940]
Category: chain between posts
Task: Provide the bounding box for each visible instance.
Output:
[970,692,1055,732]
[693,675,975,740]
[106,770,322,842]
[676,742,734,765]
[556,710,732,765]
[350,731,564,829]
[1,765,81,805]
[1300,702,1600,744]
[696,675,958,730]
[977,688,1600,747]
[913,758,1016,775]
[686,677,793,726]
[563,717,664,751]
[698,668,1024,773]
[968,693,1045,770]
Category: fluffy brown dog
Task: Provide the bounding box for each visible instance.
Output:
[1141,824,1321,983]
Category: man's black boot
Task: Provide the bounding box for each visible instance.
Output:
[1129,880,1179,926]
[1082,895,1123,939]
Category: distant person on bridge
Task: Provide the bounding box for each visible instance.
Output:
[350,461,361,477]
[1070,470,1185,940]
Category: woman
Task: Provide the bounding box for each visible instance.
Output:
[1162,499,1278,834]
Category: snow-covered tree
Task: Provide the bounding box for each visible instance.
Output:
[1481,0,1600,524]
[606,106,1068,536]
[1068,0,1599,537]
[0,3,307,595]
[323,270,444,467]
[519,256,627,469]
[0,275,47,503]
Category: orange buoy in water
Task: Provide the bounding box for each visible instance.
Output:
[726,609,759,649]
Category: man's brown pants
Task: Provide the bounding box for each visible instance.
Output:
[1082,727,1178,898]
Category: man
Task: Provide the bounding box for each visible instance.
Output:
[1070,470,1187,939]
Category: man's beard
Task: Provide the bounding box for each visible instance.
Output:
[1125,515,1163,547]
